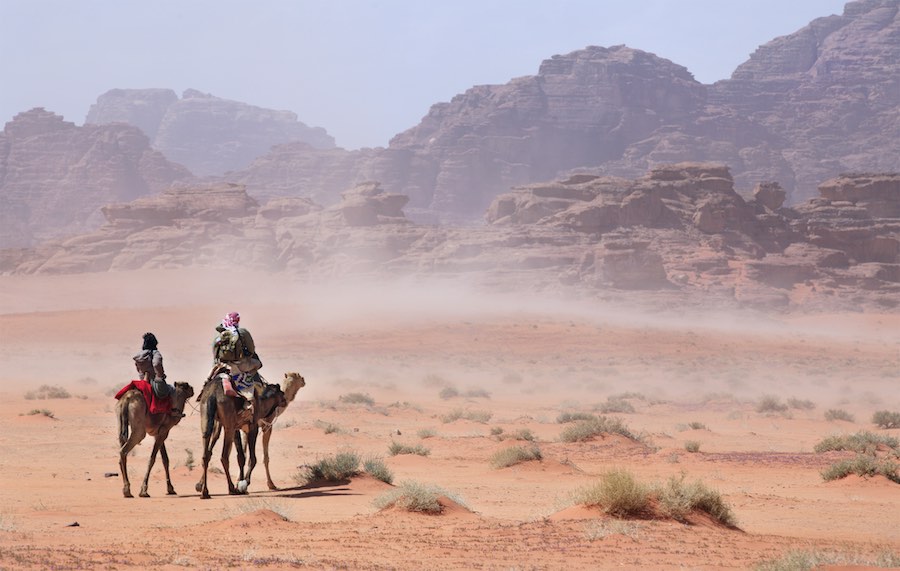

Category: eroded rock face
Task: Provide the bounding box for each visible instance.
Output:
[3,164,897,312]
[217,1,897,221]
[0,108,192,248]
[87,88,336,176]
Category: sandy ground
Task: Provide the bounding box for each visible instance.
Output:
[0,269,898,570]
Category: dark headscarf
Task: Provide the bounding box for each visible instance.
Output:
[142,332,159,351]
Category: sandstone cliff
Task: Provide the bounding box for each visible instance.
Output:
[216,0,897,222]
[3,164,897,312]
[86,88,335,176]
[0,108,192,248]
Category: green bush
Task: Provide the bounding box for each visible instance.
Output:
[572,469,650,517]
[338,392,375,406]
[489,445,542,468]
[813,431,899,454]
[755,395,788,414]
[872,410,900,429]
[820,455,900,484]
[438,387,459,400]
[559,415,639,442]
[684,440,701,453]
[824,408,855,422]
[388,442,430,457]
[595,397,635,414]
[787,397,816,411]
[363,457,394,484]
[656,474,737,527]
[556,411,597,424]
[373,481,464,514]
[299,451,361,483]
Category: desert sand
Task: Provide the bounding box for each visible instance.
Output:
[0,269,898,570]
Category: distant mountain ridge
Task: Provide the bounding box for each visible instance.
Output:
[85,88,335,176]
[1,0,896,249]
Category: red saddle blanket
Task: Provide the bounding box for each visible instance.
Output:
[115,380,172,415]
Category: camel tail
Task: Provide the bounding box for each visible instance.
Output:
[118,404,130,446]
[202,394,217,439]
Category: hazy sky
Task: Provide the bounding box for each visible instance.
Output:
[2,0,848,150]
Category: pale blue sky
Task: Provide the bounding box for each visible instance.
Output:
[1,0,848,149]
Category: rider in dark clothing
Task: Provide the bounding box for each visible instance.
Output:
[134,332,183,417]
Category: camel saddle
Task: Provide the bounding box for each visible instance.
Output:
[115,380,173,415]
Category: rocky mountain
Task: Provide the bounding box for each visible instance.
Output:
[0,108,192,248]
[3,164,897,312]
[86,88,335,176]
[217,0,897,222]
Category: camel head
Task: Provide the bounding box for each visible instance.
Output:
[173,381,195,402]
[282,372,306,403]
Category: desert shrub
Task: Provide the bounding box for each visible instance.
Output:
[610,391,647,401]
[684,440,701,453]
[24,385,71,400]
[314,420,343,434]
[373,481,463,514]
[300,451,361,482]
[572,469,650,517]
[595,397,635,414]
[388,442,430,457]
[489,445,542,468]
[440,409,463,423]
[438,386,459,400]
[755,395,788,414]
[184,448,195,471]
[489,426,504,436]
[387,400,422,412]
[416,427,437,439]
[498,428,536,442]
[24,409,55,419]
[820,455,900,483]
[754,549,900,571]
[338,392,375,406]
[464,409,492,423]
[464,388,491,399]
[559,415,639,443]
[557,411,597,424]
[872,410,900,429]
[688,421,707,430]
[656,474,736,527]
[787,397,816,411]
[813,431,899,454]
[824,408,855,422]
[363,457,394,484]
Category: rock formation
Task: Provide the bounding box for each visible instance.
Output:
[3,164,897,312]
[214,0,897,221]
[0,108,192,248]
[86,88,335,176]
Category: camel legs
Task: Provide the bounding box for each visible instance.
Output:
[198,421,222,500]
[118,423,146,499]
[262,428,277,490]
[139,429,172,497]
[219,428,239,495]
[160,441,176,495]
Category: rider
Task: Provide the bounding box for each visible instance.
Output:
[133,332,183,417]
[212,311,264,396]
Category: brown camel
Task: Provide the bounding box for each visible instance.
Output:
[195,367,287,499]
[236,371,306,490]
[116,381,195,498]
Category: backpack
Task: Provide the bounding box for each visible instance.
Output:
[214,327,247,362]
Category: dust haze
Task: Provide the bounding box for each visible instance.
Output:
[2,268,897,418]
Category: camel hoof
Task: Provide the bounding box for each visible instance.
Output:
[167,489,177,495]
[201,492,211,500]
[267,484,279,491]
[139,491,150,498]
[123,491,133,498]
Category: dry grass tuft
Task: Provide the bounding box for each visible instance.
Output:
[373,481,466,514]
[572,469,650,517]
[489,445,542,468]
[24,385,71,400]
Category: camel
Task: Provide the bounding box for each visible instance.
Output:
[236,371,306,490]
[195,367,287,499]
[116,381,195,498]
